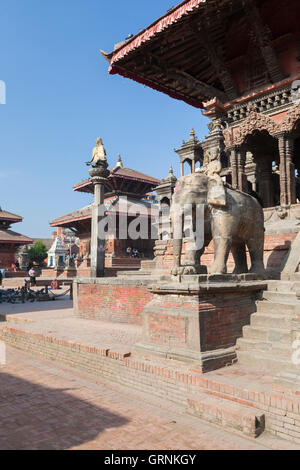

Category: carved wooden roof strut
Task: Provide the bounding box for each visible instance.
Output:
[243,0,284,84]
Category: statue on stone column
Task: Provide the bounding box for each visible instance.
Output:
[86,138,107,167]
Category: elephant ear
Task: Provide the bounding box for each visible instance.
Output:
[207,177,226,207]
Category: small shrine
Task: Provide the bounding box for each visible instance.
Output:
[47,237,67,269]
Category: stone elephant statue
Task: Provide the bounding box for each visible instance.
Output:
[170,170,266,277]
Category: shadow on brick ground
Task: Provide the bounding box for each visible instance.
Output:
[0,298,73,316]
[0,371,129,450]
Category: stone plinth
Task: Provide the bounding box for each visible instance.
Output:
[134,275,267,372]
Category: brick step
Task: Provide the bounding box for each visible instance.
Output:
[243,325,292,344]
[111,259,141,267]
[140,260,156,269]
[187,393,265,438]
[236,338,292,360]
[251,312,294,329]
[263,291,299,303]
[237,349,300,374]
[256,301,297,315]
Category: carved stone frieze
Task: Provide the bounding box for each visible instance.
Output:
[281,101,300,133]
[223,105,280,148]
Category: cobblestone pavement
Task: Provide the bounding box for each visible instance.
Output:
[0,346,298,450]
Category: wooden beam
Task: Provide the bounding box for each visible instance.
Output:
[189,21,238,100]
[147,54,228,102]
[243,0,284,83]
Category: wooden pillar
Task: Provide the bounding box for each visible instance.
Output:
[180,162,184,177]
[237,148,248,192]
[230,148,238,189]
[191,159,195,173]
[259,159,274,208]
[286,137,296,205]
[278,134,296,206]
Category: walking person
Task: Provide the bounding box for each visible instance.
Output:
[28,266,37,287]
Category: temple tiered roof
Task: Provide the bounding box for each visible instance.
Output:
[50,196,158,233]
[102,0,299,109]
[0,229,32,244]
[0,209,23,225]
[73,166,161,196]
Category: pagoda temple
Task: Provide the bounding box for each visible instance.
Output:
[101,0,300,276]
[102,0,300,223]
[50,155,161,275]
[0,208,32,269]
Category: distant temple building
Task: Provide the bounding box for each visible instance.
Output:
[0,208,32,269]
[50,155,161,275]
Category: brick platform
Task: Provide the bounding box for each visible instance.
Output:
[2,303,300,444]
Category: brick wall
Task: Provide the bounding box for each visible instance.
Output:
[148,313,186,346]
[74,280,153,325]
[0,251,17,269]
[154,233,297,277]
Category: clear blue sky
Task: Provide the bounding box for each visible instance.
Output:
[0,0,209,238]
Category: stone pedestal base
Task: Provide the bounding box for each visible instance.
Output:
[134,275,267,373]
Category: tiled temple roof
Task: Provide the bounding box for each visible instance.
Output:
[0,210,23,224]
[0,229,32,244]
[50,196,158,228]
[74,167,161,194]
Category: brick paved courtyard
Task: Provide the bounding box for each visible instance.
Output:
[0,345,298,450]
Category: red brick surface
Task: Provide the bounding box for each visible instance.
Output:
[149,314,186,346]
[154,233,297,275]
[1,346,291,450]
[76,284,152,325]
[2,324,300,445]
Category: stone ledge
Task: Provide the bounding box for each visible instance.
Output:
[149,279,268,295]
[134,342,237,372]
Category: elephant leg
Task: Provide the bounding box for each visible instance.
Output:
[232,243,248,274]
[172,238,183,275]
[208,236,232,275]
[180,204,200,275]
[247,237,267,277]
[171,209,184,276]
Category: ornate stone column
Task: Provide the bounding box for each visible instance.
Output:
[87,138,110,278]
[89,164,110,277]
